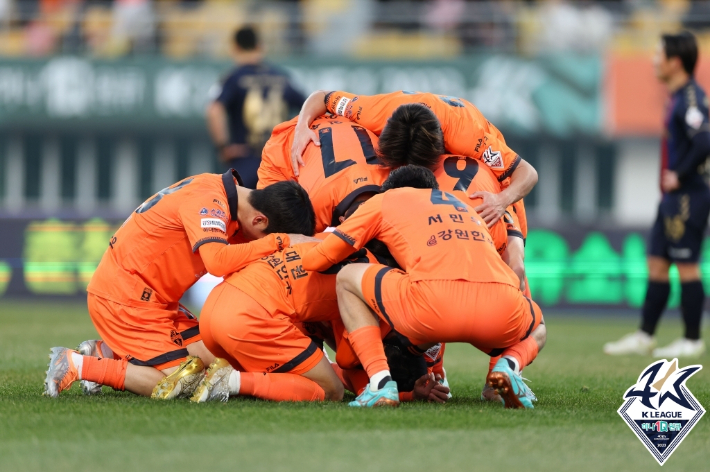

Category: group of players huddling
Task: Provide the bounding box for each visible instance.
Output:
[44,87,547,409]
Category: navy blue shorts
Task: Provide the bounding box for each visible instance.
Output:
[649,188,710,263]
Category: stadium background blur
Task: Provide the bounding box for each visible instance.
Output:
[0,0,709,312]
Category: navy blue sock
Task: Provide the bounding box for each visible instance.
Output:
[681,281,704,340]
[640,281,671,336]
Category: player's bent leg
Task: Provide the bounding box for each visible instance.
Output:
[44,347,131,397]
[485,323,545,410]
[300,354,344,401]
[76,339,114,395]
[336,263,398,407]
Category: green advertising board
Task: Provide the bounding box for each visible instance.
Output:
[0,219,706,308]
[0,55,602,136]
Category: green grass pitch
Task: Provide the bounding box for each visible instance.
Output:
[0,300,708,472]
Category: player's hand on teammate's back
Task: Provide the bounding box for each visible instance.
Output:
[471,191,506,227]
[413,373,450,403]
[287,234,322,245]
[661,169,680,192]
[290,124,320,176]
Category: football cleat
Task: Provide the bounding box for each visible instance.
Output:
[438,368,453,399]
[486,358,536,409]
[652,338,706,358]
[151,356,205,400]
[480,383,503,403]
[43,347,80,398]
[349,380,400,408]
[76,340,109,395]
[603,331,656,356]
[190,357,233,403]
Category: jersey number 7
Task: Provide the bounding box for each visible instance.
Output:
[318,125,381,178]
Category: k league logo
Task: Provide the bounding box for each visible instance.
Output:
[618,359,704,466]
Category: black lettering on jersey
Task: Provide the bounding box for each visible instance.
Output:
[352,126,380,165]
[136,178,194,214]
[430,189,468,212]
[443,156,479,192]
[319,125,383,179]
[319,127,356,178]
[109,236,117,248]
[428,214,443,225]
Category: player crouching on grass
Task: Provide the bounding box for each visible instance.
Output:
[302,166,547,408]
[189,195,449,404]
[44,169,316,400]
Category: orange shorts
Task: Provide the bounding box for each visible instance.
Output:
[87,293,201,370]
[361,265,542,354]
[200,282,322,375]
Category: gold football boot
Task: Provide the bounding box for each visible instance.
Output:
[151,356,205,400]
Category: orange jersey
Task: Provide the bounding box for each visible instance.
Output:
[259,115,390,232]
[224,242,377,323]
[87,171,284,306]
[303,188,520,286]
[433,154,524,251]
[324,91,520,185]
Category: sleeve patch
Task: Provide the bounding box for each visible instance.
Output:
[335,97,351,116]
[201,218,227,232]
[686,106,704,130]
[333,229,356,246]
[481,146,504,170]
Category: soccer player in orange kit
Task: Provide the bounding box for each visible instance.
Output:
[258,114,390,232]
[289,90,537,233]
[302,166,547,408]
[44,170,316,400]
[190,241,448,404]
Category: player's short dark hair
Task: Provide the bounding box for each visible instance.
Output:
[378,104,444,169]
[381,165,439,192]
[249,181,316,235]
[663,31,698,76]
[234,25,259,51]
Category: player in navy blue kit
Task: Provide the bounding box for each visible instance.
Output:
[207,26,306,188]
[606,32,710,358]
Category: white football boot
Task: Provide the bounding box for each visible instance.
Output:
[190,357,234,403]
[76,340,113,395]
[603,331,656,356]
[653,338,706,358]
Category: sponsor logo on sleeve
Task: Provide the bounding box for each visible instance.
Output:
[685,106,704,130]
[335,97,351,116]
[201,218,227,232]
[481,146,504,170]
[199,207,208,215]
[618,359,705,465]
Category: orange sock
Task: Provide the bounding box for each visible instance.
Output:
[501,336,539,371]
[488,355,501,374]
[81,356,128,391]
[343,368,369,395]
[347,325,389,378]
[239,372,325,402]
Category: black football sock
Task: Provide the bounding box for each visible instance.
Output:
[681,281,704,341]
[640,281,671,336]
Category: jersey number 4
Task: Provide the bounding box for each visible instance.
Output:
[319,126,381,178]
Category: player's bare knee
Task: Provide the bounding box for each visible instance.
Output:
[335,265,360,295]
[324,379,344,401]
[533,323,547,352]
[647,257,671,281]
[676,263,701,282]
